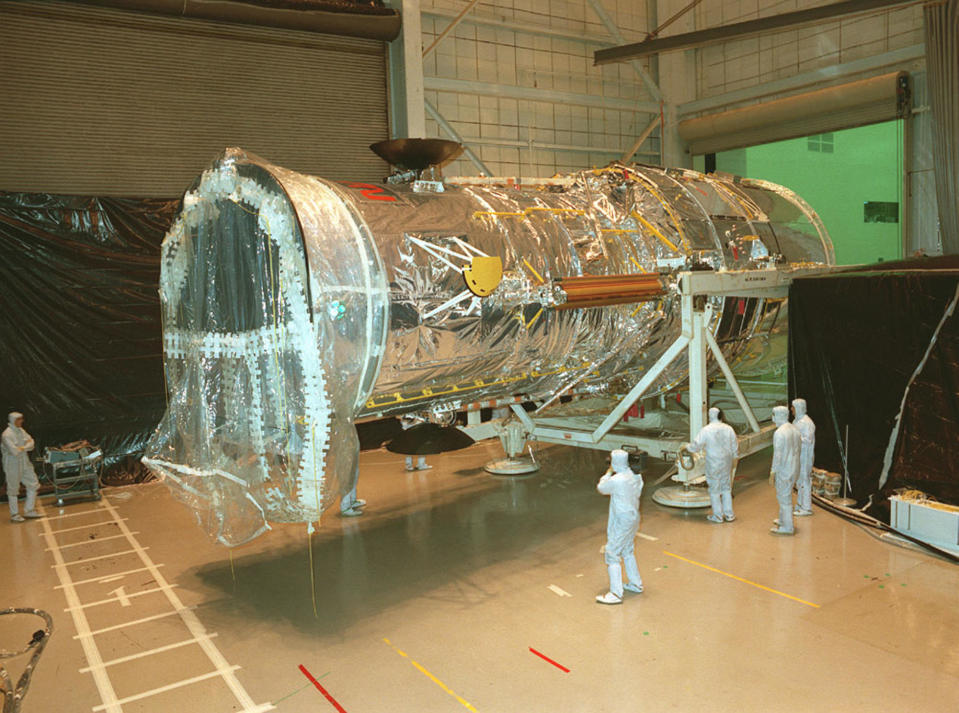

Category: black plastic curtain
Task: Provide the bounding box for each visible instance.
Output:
[788,257,959,519]
[0,192,177,478]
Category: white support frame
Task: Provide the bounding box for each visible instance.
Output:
[507,266,839,473]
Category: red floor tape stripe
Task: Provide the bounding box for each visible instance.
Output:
[299,664,348,712]
[529,647,570,673]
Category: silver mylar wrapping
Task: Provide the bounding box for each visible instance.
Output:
[143,148,833,544]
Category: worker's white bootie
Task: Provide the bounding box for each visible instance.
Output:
[606,563,624,599]
[720,491,735,521]
[623,557,643,593]
[709,492,723,522]
[793,508,813,516]
[23,511,42,519]
[769,526,795,535]
[10,514,25,523]
[782,506,795,530]
[595,592,623,605]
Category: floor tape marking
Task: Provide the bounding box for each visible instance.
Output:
[663,551,820,608]
[382,638,479,712]
[529,647,571,673]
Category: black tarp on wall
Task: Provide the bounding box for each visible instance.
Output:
[788,256,959,519]
[0,192,176,480]
[0,191,404,485]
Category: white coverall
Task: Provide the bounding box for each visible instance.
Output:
[770,406,801,535]
[400,415,429,471]
[2,412,40,518]
[792,398,816,515]
[340,463,366,516]
[687,407,739,522]
[596,450,644,603]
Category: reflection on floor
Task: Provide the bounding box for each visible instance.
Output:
[3,440,958,713]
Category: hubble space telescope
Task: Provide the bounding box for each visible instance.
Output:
[142,143,833,545]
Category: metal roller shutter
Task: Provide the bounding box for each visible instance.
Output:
[679,72,908,156]
[0,1,389,196]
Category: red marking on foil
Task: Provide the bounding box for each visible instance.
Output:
[299,665,348,712]
[676,393,682,404]
[640,404,646,418]
[737,299,746,315]
[529,647,570,673]
[339,182,396,202]
[731,245,740,260]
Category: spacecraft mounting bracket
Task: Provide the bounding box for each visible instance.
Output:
[498,267,836,498]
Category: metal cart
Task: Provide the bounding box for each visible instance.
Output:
[43,444,102,506]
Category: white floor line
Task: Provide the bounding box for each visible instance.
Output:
[91,667,241,711]
[46,532,138,551]
[64,585,173,612]
[41,515,123,713]
[98,497,273,712]
[53,548,144,567]
[44,519,126,536]
[80,634,219,673]
[56,566,160,589]
[41,506,107,521]
[636,532,659,541]
[75,608,195,640]
[98,575,127,585]
[548,584,573,597]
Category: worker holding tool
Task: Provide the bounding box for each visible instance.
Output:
[596,450,644,605]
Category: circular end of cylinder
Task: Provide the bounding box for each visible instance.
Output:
[652,484,712,508]
[484,457,540,476]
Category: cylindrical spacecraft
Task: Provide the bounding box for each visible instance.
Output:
[143,148,833,544]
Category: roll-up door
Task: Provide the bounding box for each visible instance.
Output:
[680,72,909,156]
[0,0,389,196]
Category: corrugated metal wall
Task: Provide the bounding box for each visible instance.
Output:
[0,1,390,196]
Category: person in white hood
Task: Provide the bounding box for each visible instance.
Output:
[686,407,739,523]
[791,398,815,517]
[770,406,800,535]
[2,412,41,522]
[596,450,644,605]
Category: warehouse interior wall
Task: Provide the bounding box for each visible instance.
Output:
[693,1,923,100]
[395,0,663,177]
[0,0,391,196]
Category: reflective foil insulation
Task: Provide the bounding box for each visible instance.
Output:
[143,148,833,544]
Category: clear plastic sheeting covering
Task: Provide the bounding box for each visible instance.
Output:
[143,149,832,544]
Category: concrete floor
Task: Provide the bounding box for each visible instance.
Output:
[3,441,958,713]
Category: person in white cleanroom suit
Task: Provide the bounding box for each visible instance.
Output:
[400,415,430,472]
[686,407,739,523]
[2,412,41,522]
[340,462,366,518]
[791,398,815,517]
[596,450,644,605]
[770,405,801,535]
